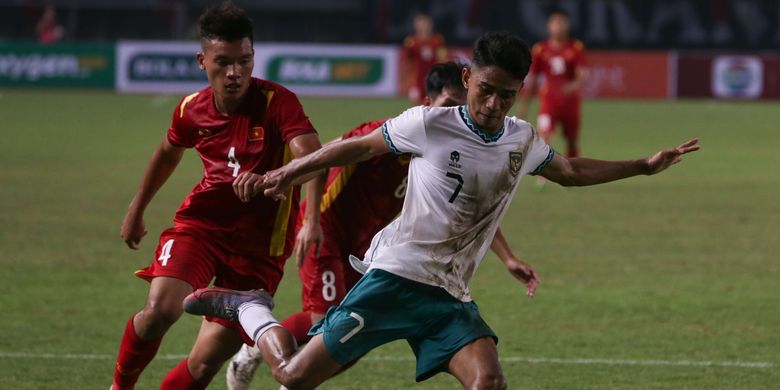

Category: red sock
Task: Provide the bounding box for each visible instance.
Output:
[160,358,207,390]
[281,311,314,345]
[113,316,162,388]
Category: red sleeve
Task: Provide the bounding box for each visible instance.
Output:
[574,40,586,67]
[530,43,543,74]
[166,96,196,148]
[341,119,387,140]
[271,89,316,142]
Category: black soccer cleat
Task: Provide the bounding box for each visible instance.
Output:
[183,287,274,322]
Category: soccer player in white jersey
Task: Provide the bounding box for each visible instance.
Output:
[183,31,700,389]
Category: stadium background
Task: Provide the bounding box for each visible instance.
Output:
[1,0,778,388]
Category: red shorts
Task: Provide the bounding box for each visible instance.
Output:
[538,99,581,140]
[298,230,363,314]
[135,226,285,344]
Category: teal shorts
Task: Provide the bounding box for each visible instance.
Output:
[308,269,497,381]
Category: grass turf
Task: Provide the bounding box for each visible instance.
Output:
[0,90,778,389]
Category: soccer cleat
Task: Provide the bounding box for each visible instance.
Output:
[226,344,263,390]
[183,287,274,321]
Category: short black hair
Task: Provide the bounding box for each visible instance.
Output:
[425,61,466,100]
[471,31,532,81]
[548,8,569,19]
[199,1,254,44]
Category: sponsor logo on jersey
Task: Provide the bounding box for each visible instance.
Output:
[509,151,523,176]
[249,126,265,142]
[448,150,461,168]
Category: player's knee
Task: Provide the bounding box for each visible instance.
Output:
[139,297,183,331]
[273,365,309,390]
[187,358,222,383]
[471,372,506,390]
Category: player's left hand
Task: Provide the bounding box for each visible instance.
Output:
[293,219,323,268]
[232,172,266,203]
[646,138,700,175]
[504,257,540,298]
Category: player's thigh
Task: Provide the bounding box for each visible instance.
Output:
[136,227,219,293]
[447,336,505,390]
[187,319,245,380]
[143,276,193,319]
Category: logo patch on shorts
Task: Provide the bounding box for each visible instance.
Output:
[509,151,523,176]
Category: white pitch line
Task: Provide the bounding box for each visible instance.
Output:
[0,352,773,369]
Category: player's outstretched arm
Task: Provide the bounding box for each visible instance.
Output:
[120,138,185,249]
[290,133,325,267]
[490,227,539,297]
[258,127,391,201]
[540,139,700,187]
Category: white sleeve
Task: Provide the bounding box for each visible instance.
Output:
[524,128,554,176]
[381,106,426,156]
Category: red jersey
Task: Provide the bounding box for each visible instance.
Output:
[402,34,447,101]
[299,120,410,256]
[168,78,316,258]
[530,39,586,106]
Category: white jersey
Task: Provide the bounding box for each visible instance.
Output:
[363,105,553,301]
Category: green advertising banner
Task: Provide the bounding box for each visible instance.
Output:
[266,56,384,86]
[0,42,115,88]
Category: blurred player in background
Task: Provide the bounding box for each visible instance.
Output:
[400,13,448,103]
[225,62,540,389]
[183,30,698,389]
[110,3,324,389]
[518,9,587,187]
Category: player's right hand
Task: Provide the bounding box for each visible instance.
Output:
[120,212,147,250]
[233,172,266,203]
[259,167,293,201]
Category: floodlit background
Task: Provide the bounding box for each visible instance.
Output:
[1,1,778,389]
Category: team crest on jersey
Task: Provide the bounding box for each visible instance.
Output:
[197,128,212,137]
[249,126,265,142]
[508,151,523,176]
[448,150,461,168]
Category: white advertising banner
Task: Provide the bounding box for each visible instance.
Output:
[117,41,399,96]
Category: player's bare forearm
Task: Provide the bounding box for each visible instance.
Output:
[546,156,650,187]
[489,227,515,265]
[490,227,539,297]
[564,67,587,94]
[541,139,700,186]
[128,138,185,214]
[282,128,390,187]
[303,171,325,225]
[121,138,184,248]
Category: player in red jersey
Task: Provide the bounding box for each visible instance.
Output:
[225,62,542,390]
[400,13,448,103]
[518,9,587,163]
[110,4,324,389]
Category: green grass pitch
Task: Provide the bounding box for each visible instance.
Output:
[0,90,778,389]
